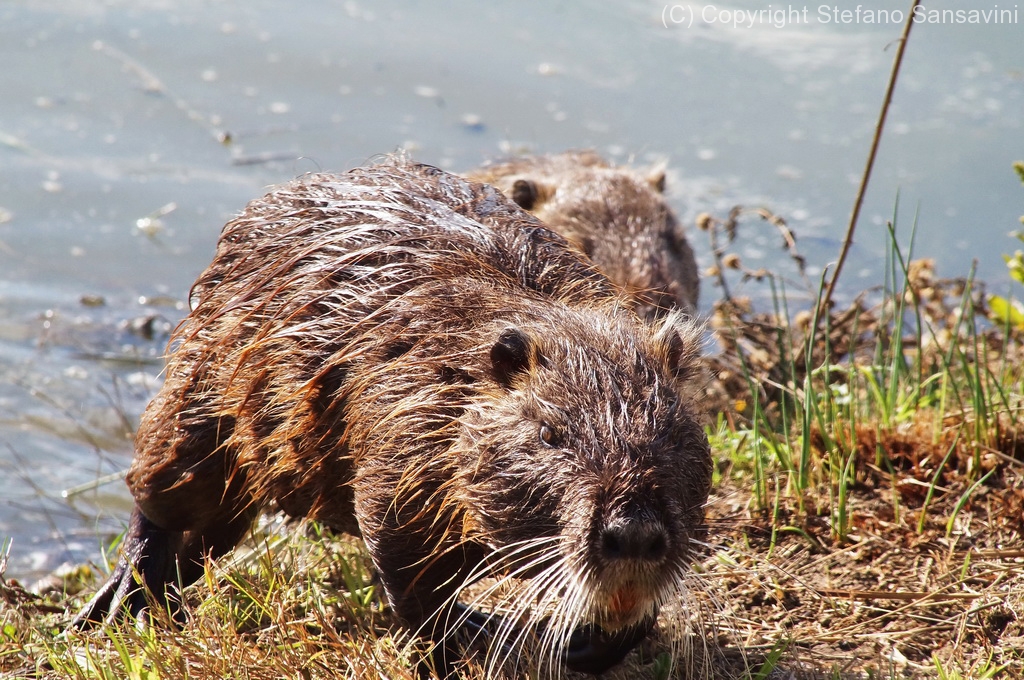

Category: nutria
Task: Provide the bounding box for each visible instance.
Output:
[71,158,712,677]
[467,150,700,320]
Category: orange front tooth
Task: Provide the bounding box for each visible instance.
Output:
[610,587,638,615]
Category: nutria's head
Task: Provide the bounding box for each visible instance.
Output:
[469,151,701,320]
[450,310,711,669]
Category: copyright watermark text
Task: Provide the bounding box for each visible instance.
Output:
[661,4,1020,29]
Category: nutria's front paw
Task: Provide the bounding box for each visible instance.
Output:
[562,614,657,675]
[442,603,655,676]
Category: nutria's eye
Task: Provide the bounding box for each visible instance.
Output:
[538,423,558,447]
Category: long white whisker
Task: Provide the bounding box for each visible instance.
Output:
[427,535,562,642]
[412,534,566,675]
[485,555,571,677]
[509,551,584,678]
[537,548,591,678]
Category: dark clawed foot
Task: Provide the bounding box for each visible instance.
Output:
[68,555,150,629]
[433,603,656,677]
[447,602,500,647]
[68,509,182,630]
[563,613,658,676]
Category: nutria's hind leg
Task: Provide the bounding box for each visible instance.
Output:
[70,508,184,628]
[70,504,257,629]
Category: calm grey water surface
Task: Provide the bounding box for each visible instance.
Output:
[1,0,1021,579]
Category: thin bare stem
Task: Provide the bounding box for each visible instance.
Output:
[817,0,922,326]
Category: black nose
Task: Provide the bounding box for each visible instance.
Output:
[600,520,669,562]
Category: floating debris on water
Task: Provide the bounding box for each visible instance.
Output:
[134,202,177,238]
[60,471,128,500]
[460,113,485,132]
[42,171,62,193]
[137,294,185,309]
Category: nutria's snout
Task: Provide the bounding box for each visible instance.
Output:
[599,517,670,564]
[580,503,690,631]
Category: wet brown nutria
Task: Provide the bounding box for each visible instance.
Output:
[467,150,700,320]
[71,157,712,677]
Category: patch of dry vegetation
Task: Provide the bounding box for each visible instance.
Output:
[693,206,1024,679]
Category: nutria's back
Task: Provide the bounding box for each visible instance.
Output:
[468,150,700,319]
[129,160,632,528]
[76,158,712,678]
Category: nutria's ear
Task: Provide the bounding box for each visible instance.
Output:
[576,235,596,258]
[656,315,701,382]
[491,327,534,388]
[664,331,689,379]
[511,179,539,210]
[647,164,668,193]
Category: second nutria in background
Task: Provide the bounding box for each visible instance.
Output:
[468,150,700,320]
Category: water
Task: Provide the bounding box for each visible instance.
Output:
[1,0,1021,580]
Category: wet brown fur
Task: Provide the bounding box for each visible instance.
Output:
[77,158,712,675]
[468,150,700,320]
